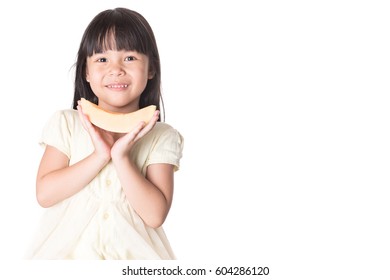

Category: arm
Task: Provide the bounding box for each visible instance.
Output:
[111,111,173,228]
[36,106,114,208]
[36,146,110,208]
[113,157,174,229]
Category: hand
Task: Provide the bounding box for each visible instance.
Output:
[111,110,160,160]
[77,101,114,162]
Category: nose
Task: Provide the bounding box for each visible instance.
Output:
[109,62,125,76]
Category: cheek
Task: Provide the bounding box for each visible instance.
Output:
[85,68,100,84]
[86,67,102,84]
[133,67,150,84]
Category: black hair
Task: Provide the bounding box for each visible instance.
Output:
[72,8,163,120]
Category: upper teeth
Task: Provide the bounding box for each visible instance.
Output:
[108,84,128,88]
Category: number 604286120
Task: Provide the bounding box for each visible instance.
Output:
[215,266,270,276]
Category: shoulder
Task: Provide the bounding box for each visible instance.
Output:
[138,122,183,149]
[141,122,184,171]
[45,109,79,126]
[54,109,78,120]
[148,122,183,141]
[152,122,177,134]
[40,109,82,159]
[42,109,82,136]
[45,109,78,122]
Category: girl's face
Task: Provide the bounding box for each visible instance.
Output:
[86,49,153,113]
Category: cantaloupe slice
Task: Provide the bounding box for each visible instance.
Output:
[79,98,156,133]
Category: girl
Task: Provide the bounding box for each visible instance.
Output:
[25,7,183,260]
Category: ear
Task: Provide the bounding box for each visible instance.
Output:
[85,67,90,82]
[147,61,155,79]
[148,69,155,80]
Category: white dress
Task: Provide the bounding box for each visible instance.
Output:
[25,109,184,259]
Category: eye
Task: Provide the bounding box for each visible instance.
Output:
[97,57,107,62]
[125,56,136,61]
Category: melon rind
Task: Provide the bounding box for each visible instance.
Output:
[80,98,156,133]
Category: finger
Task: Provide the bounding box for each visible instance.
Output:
[77,104,97,136]
[121,121,146,143]
[142,110,160,133]
[134,110,160,141]
[77,105,88,130]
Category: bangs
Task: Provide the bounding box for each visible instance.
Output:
[84,12,150,56]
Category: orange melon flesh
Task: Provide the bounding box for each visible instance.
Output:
[80,98,156,133]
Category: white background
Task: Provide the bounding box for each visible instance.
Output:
[1,0,390,279]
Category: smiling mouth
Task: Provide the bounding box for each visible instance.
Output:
[107,84,128,89]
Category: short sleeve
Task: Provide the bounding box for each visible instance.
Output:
[146,127,184,171]
[39,110,72,159]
